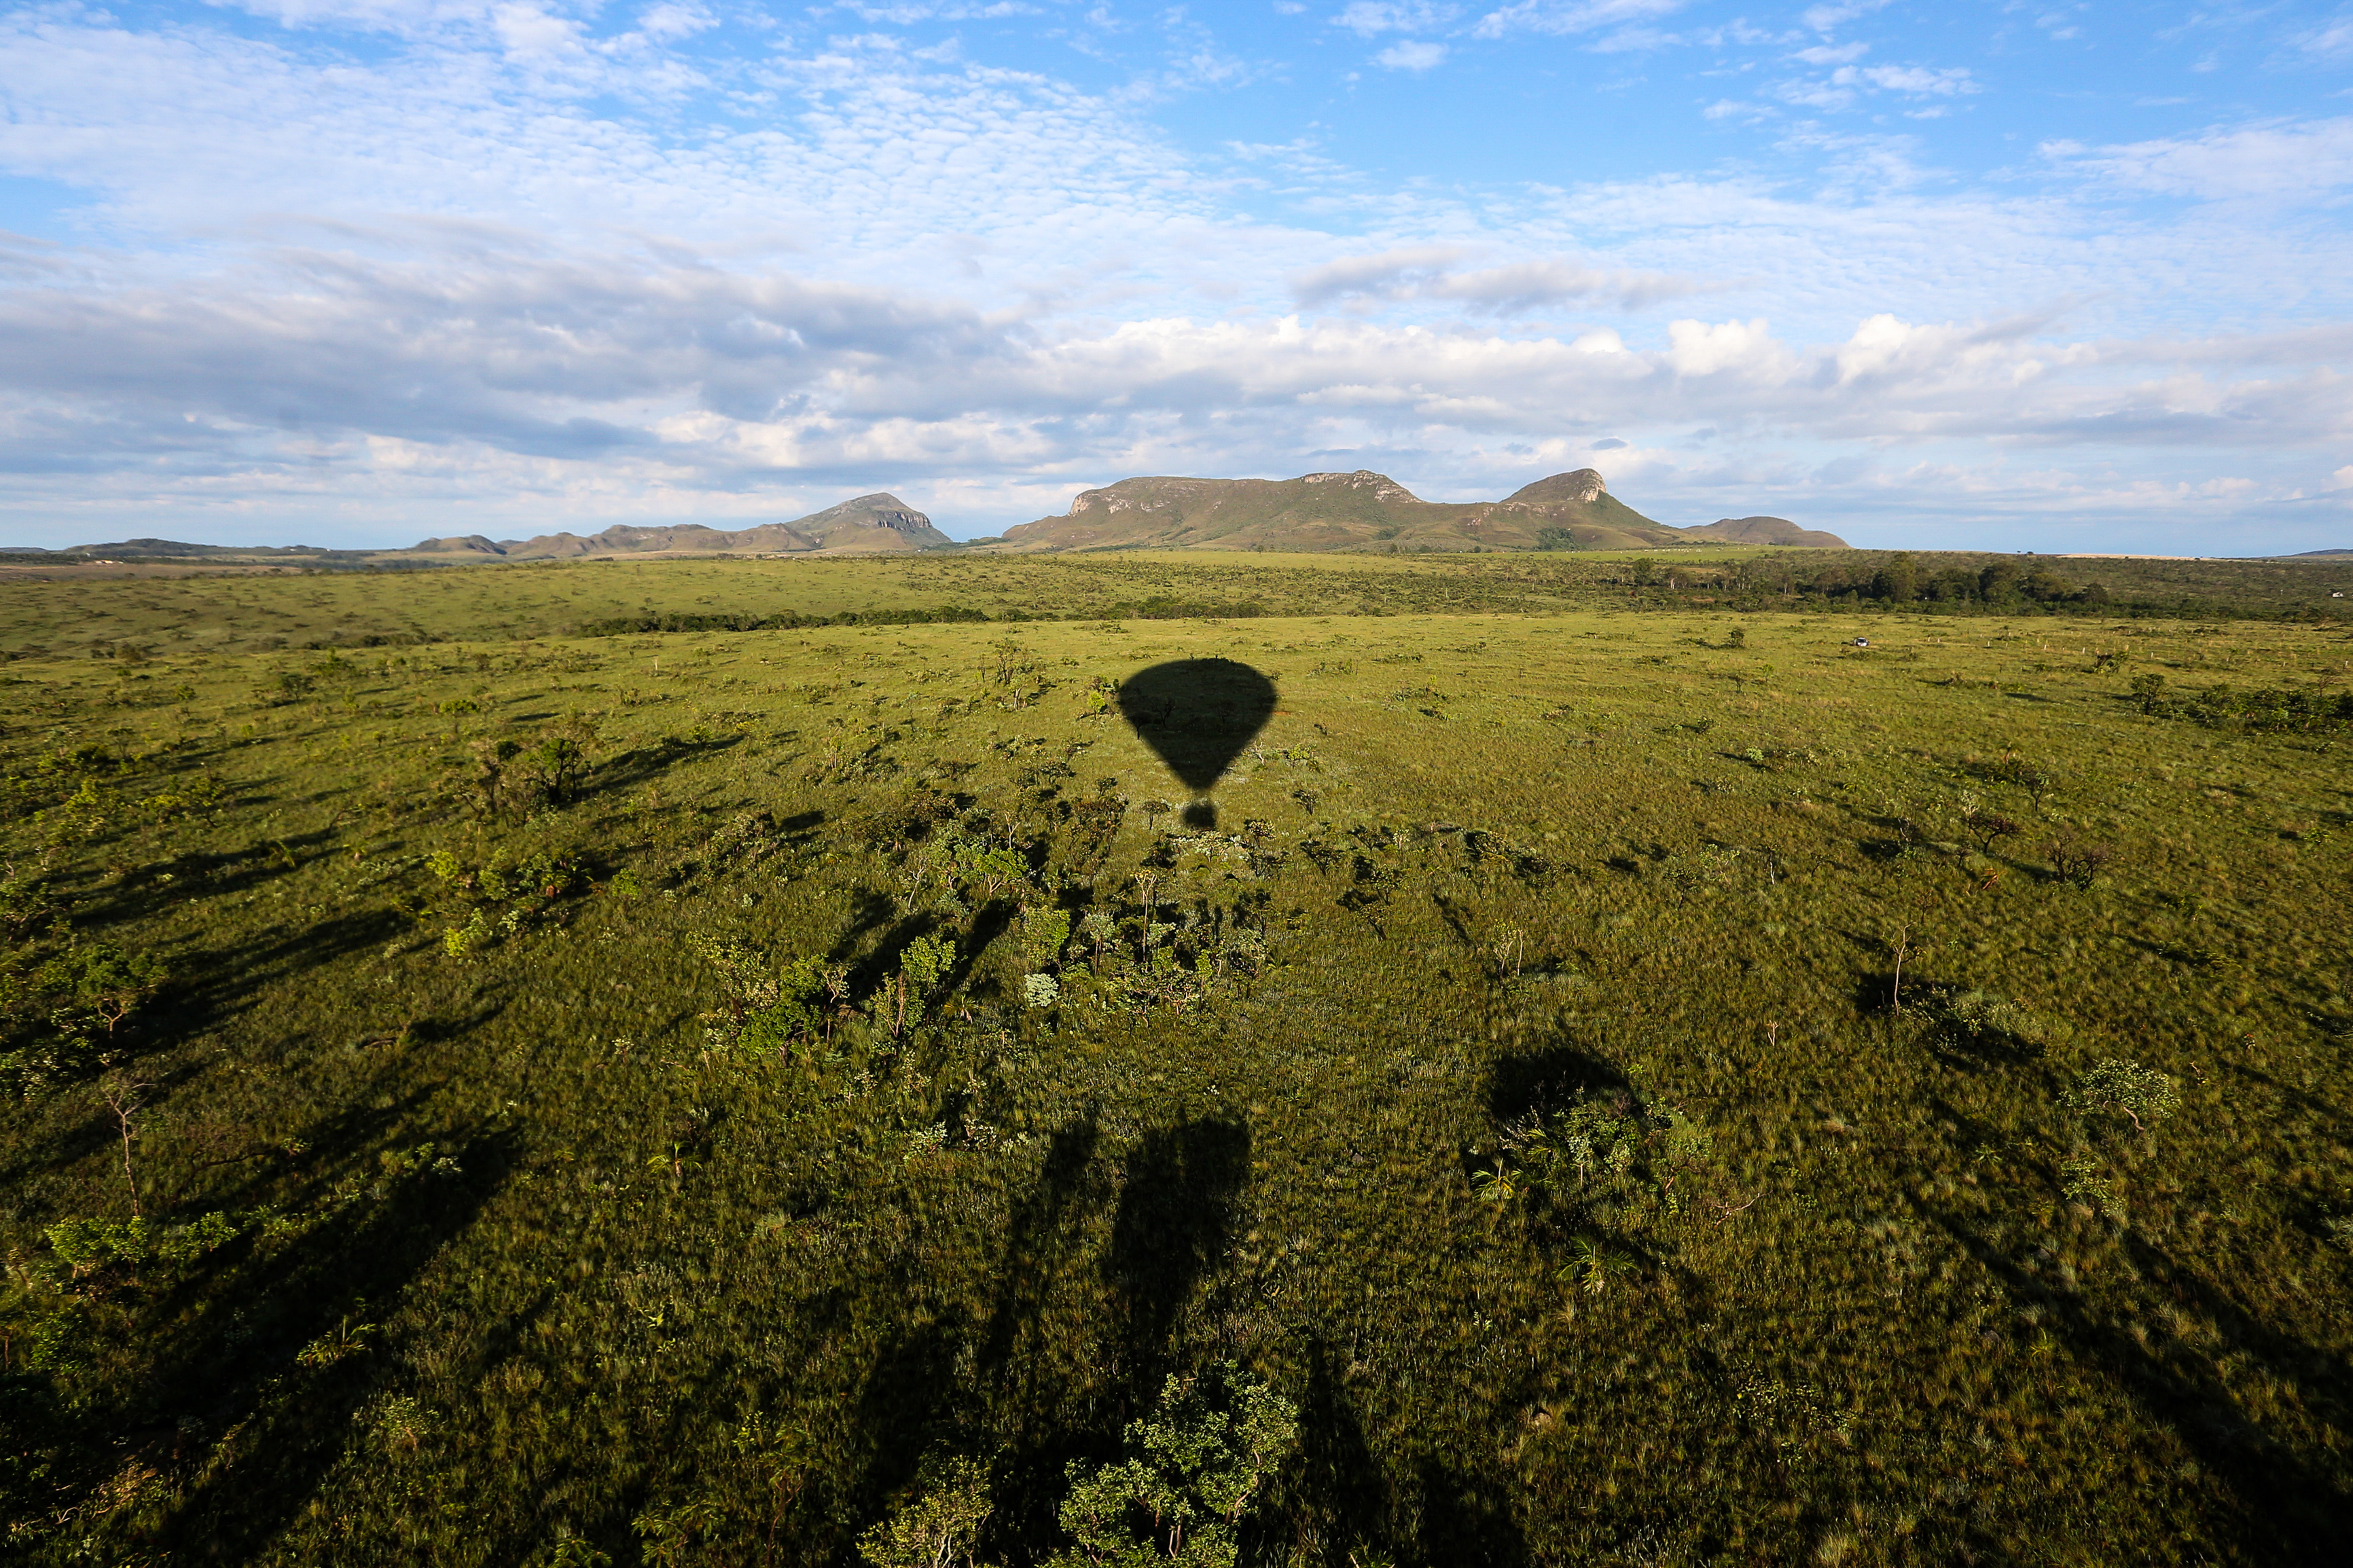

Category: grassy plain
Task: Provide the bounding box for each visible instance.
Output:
[2,553,2350,1566]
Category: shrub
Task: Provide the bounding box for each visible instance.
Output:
[2064,1059,2178,1137]
[1049,1364,1298,1567]
[860,1453,992,1568]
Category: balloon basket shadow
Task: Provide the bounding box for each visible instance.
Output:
[1181,800,1217,829]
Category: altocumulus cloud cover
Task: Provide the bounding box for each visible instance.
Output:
[2,0,2351,549]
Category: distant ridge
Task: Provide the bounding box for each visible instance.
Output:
[11,478,1859,562]
[1681,516,1852,548]
[408,493,948,558]
[996,469,1850,553]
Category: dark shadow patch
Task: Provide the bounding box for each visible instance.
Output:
[1486,1040,1627,1127]
[1117,659,1276,794]
[1407,1454,1530,1565]
[1918,1201,2353,1560]
[153,1123,516,1563]
[1105,1116,1251,1373]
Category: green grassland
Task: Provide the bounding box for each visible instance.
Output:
[1,547,2345,661]
[2,555,2350,1566]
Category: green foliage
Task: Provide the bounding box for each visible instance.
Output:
[0,559,2348,1565]
[2062,1156,2127,1222]
[2065,1059,2179,1137]
[2127,673,2353,733]
[860,1453,994,1568]
[1052,1365,1299,1568]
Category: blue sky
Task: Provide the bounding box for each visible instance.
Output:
[1,1,2350,549]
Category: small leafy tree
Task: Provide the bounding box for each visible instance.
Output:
[1051,1364,1299,1567]
[39,941,164,1036]
[689,934,780,1039]
[1960,807,2022,856]
[886,935,957,1039]
[2064,1058,2178,1137]
[860,1452,993,1568]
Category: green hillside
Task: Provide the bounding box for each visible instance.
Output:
[996,469,1760,553]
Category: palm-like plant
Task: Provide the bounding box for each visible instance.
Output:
[1558,1237,1635,1296]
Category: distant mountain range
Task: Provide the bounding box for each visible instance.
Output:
[7,473,1859,562]
[409,493,950,558]
[10,494,949,564]
[994,469,1849,552]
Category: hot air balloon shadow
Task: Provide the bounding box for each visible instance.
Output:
[1117,659,1278,828]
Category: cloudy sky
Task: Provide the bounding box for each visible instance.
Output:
[2,1,2350,549]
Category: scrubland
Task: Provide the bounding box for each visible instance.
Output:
[1,553,2349,1566]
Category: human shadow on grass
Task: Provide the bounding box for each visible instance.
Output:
[1919,1201,2352,1558]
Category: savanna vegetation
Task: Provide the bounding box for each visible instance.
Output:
[2,551,2349,1565]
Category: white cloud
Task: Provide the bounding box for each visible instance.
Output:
[1291,247,1470,303]
[1291,251,1708,310]
[636,3,716,42]
[1374,39,1448,69]
[0,8,2350,548]
[1471,0,1682,41]
[1854,63,1975,96]
[1332,1,1458,34]
[492,4,581,54]
[2051,118,2353,201]
[1799,0,1890,33]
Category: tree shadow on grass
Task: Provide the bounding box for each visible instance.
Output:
[582,733,743,799]
[1919,1201,2352,1558]
[1486,1039,1627,1128]
[1106,1116,1251,1383]
[1280,1337,1393,1566]
[150,1119,518,1563]
[979,1110,1109,1406]
[1406,1453,1529,1566]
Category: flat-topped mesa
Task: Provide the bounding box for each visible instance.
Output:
[1300,470,1420,502]
[1002,466,1683,553]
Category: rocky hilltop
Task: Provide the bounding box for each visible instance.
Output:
[1680,515,1852,549]
[998,470,1848,553]
[409,493,948,559]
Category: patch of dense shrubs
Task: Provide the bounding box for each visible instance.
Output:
[2127,672,2353,733]
[1729,553,2109,612]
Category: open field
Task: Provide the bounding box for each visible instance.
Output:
[3,555,2350,1565]
[0,547,2346,661]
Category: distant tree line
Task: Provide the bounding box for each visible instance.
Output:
[1728,553,2110,611]
[576,605,993,635]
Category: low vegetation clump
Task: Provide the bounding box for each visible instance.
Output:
[0,556,2348,1564]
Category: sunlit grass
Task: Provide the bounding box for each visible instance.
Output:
[1,562,2348,1564]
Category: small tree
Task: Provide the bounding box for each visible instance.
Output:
[2064,1058,2178,1137]
[860,1453,992,1568]
[1052,1365,1299,1567]
[1960,807,2022,856]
